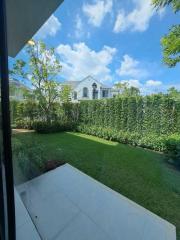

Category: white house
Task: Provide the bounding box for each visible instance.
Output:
[9,79,31,100]
[64,76,112,102]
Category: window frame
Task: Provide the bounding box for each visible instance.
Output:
[83,87,88,98]
[74,91,77,100]
[102,89,109,98]
[0,0,16,239]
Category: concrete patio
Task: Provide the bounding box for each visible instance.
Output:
[15,164,176,240]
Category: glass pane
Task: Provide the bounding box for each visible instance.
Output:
[0,77,6,240]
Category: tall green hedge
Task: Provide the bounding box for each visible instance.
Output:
[10,95,180,166]
[11,95,180,135]
[79,95,180,135]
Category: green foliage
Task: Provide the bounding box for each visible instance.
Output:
[79,95,180,136]
[76,95,180,166]
[9,40,62,122]
[11,100,80,132]
[60,85,72,103]
[11,93,180,169]
[11,99,39,129]
[15,119,34,130]
[161,25,180,67]
[165,134,180,168]
[168,87,180,100]
[9,59,27,79]
[12,138,45,180]
[9,81,28,100]
[33,121,75,134]
[13,132,180,239]
[10,100,19,124]
[114,81,140,97]
[152,0,180,12]
[77,125,168,152]
[152,0,180,67]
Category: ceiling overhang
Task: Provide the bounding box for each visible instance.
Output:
[6,0,64,57]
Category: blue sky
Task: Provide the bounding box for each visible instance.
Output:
[11,0,180,94]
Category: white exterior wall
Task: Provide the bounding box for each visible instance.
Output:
[72,76,111,102]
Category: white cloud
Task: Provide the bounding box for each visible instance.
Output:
[113,0,165,33]
[116,79,164,95]
[74,14,90,39]
[143,80,163,94]
[113,10,127,33]
[75,14,83,38]
[116,54,148,78]
[36,15,61,39]
[121,79,142,89]
[56,42,116,82]
[83,0,113,27]
[146,80,162,87]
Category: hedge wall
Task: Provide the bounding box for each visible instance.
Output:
[10,95,180,166]
[10,100,80,131]
[79,95,180,135]
[11,95,180,135]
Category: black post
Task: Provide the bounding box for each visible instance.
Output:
[0,0,16,239]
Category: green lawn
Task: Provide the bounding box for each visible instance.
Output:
[13,131,180,239]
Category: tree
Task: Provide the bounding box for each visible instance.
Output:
[126,86,140,97]
[10,40,62,122]
[114,82,140,97]
[152,0,180,12]
[152,0,180,67]
[161,25,180,67]
[9,59,27,79]
[60,84,72,103]
[167,87,180,100]
[114,82,129,95]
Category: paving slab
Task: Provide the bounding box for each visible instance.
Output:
[15,190,41,240]
[17,164,176,240]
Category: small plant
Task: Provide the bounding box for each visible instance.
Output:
[15,119,34,129]
[33,120,75,133]
[165,134,180,168]
[77,125,169,152]
[12,138,45,180]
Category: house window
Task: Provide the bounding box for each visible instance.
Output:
[92,90,98,99]
[74,91,77,100]
[92,83,97,89]
[102,90,108,98]
[92,83,98,99]
[83,87,88,97]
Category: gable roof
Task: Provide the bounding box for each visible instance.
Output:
[65,81,81,88]
[64,76,111,89]
[81,76,111,88]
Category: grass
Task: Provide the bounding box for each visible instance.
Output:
[13,131,180,239]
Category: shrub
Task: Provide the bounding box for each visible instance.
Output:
[77,125,168,152]
[165,134,180,168]
[14,119,34,130]
[10,100,19,124]
[138,134,167,152]
[10,95,180,169]
[12,138,45,180]
[79,96,180,136]
[33,121,75,133]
